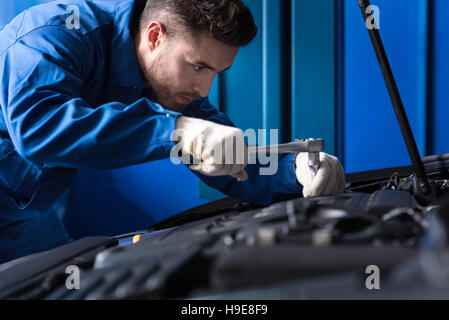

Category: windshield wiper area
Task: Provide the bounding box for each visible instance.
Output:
[147,197,263,232]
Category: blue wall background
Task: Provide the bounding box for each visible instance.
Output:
[1,0,448,238]
[344,0,430,172]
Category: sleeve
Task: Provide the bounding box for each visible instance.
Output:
[183,98,303,206]
[0,26,181,170]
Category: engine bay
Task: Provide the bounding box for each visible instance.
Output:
[2,154,449,300]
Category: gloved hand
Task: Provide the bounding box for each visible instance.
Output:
[174,116,248,181]
[295,152,345,198]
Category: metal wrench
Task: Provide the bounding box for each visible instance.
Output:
[247,138,324,179]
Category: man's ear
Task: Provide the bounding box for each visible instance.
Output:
[146,21,166,51]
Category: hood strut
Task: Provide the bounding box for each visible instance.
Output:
[357,0,433,204]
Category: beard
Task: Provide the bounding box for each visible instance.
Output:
[144,53,186,112]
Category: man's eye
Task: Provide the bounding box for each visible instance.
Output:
[193,65,204,72]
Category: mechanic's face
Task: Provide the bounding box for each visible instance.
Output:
[135,22,239,112]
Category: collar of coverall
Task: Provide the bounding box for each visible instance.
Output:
[109,0,147,89]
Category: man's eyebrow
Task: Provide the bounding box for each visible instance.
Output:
[195,61,231,72]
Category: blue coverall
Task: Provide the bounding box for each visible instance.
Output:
[0,0,302,263]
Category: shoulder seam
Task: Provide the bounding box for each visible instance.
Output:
[0,24,109,58]
[15,9,27,40]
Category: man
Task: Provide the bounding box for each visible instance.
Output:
[0,0,345,263]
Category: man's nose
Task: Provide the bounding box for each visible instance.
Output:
[194,74,216,98]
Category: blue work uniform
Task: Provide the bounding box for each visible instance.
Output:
[0,0,302,263]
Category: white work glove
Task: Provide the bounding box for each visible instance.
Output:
[295,152,345,198]
[174,116,248,181]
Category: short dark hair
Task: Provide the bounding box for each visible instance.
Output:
[138,0,258,47]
